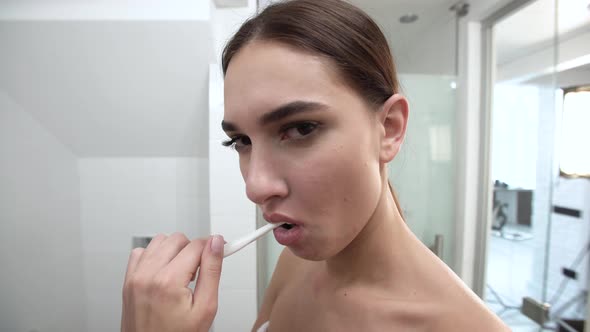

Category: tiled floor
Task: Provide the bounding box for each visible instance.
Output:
[485,225,551,332]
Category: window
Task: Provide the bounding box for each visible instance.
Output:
[560,87,590,178]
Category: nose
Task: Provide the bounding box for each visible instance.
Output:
[243,148,288,205]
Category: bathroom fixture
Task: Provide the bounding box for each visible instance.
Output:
[399,13,418,24]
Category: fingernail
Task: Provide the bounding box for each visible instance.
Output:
[211,235,224,255]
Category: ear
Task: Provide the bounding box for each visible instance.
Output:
[377,94,409,163]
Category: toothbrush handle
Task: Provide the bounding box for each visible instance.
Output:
[223,223,282,258]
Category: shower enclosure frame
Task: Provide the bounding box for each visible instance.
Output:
[472,0,538,299]
[473,0,590,329]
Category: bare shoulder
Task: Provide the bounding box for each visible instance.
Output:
[384,249,511,332]
[433,304,511,332]
[428,280,511,332]
[251,248,308,332]
[414,251,511,331]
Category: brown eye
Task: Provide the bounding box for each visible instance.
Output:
[236,136,252,148]
[281,122,318,140]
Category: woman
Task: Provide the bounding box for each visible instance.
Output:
[122,1,509,331]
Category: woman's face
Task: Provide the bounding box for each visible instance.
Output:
[223,41,388,260]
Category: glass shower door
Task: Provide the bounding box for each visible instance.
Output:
[481,0,590,330]
[388,74,458,268]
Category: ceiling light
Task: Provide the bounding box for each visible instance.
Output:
[399,13,418,24]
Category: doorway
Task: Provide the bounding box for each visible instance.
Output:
[480,1,590,331]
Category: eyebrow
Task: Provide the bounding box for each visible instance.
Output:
[221,100,328,132]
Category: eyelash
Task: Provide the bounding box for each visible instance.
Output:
[222,121,320,150]
[221,135,250,150]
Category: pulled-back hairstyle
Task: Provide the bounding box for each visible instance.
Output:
[221,0,399,107]
[221,0,405,218]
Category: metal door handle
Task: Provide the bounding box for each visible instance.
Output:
[429,234,444,258]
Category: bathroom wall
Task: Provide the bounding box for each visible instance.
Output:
[490,81,590,319]
[547,177,590,318]
[78,157,209,332]
[543,87,590,319]
[0,91,87,332]
[523,84,590,320]
[0,89,210,332]
[389,74,457,268]
[0,1,262,332]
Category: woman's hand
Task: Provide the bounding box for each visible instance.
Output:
[121,233,225,332]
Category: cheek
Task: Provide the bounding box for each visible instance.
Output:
[292,145,381,260]
[292,138,381,222]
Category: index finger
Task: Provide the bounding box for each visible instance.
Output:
[124,247,144,283]
[162,238,207,287]
[193,236,224,312]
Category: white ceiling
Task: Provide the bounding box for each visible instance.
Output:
[495,0,590,65]
[352,0,458,75]
[0,0,211,20]
[213,0,248,8]
[525,62,590,87]
[349,0,514,75]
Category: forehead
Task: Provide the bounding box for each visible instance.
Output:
[223,40,352,115]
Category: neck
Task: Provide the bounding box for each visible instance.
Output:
[322,173,414,288]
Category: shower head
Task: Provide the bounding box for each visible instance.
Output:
[450,1,470,18]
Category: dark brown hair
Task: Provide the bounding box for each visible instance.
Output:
[221,0,405,218]
[221,0,399,107]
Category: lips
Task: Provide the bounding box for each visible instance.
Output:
[263,212,304,246]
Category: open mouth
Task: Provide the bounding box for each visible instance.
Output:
[271,219,303,246]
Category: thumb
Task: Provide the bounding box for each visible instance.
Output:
[193,235,224,319]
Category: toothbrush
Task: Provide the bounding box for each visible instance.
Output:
[223,222,285,258]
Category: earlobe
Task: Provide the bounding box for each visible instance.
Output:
[379,94,409,163]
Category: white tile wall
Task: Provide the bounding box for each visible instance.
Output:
[522,87,588,319]
[220,244,258,290]
[0,92,87,332]
[532,87,590,317]
[389,74,458,268]
[488,85,590,326]
[216,289,258,331]
[544,177,590,319]
[209,141,250,218]
[79,157,210,332]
